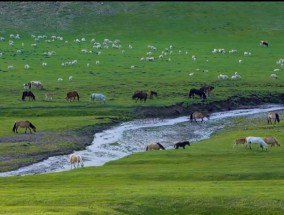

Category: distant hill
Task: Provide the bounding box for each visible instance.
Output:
[0,2,283,37]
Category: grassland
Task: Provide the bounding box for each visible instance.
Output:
[0,2,284,214]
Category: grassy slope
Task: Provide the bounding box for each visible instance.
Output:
[0,2,284,214]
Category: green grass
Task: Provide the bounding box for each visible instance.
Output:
[1,2,284,214]
[1,121,283,214]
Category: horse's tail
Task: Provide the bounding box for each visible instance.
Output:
[22,92,25,100]
[276,113,280,123]
[12,122,17,133]
[157,142,165,150]
[146,145,149,151]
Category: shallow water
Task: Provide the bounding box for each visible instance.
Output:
[0,104,283,177]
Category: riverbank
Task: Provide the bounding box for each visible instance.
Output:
[1,94,283,172]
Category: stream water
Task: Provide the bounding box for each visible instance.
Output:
[0,104,283,177]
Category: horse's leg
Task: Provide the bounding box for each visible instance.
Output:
[29,127,32,133]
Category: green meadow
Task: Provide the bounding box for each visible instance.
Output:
[0,2,284,214]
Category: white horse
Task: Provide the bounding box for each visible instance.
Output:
[245,136,268,151]
[90,93,106,104]
[30,80,43,89]
[69,153,84,169]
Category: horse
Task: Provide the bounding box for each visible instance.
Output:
[90,93,106,104]
[260,40,268,47]
[188,88,207,100]
[45,92,54,101]
[199,85,214,97]
[132,91,147,103]
[149,91,158,99]
[12,120,36,133]
[66,91,80,102]
[23,82,31,90]
[22,91,35,101]
[174,141,191,149]
[190,111,210,122]
[146,143,165,151]
[263,137,280,147]
[245,136,268,151]
[30,81,44,89]
[267,112,280,124]
[233,138,247,147]
[69,153,84,169]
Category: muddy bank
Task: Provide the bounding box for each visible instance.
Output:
[134,94,284,118]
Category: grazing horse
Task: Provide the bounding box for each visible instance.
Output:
[174,141,191,149]
[188,88,207,100]
[66,91,80,102]
[146,143,165,151]
[263,137,280,147]
[12,120,36,133]
[132,91,147,103]
[22,91,35,101]
[267,112,280,124]
[30,81,44,89]
[199,85,214,97]
[69,153,84,169]
[245,136,268,151]
[90,93,106,103]
[190,111,210,122]
[260,40,268,47]
[233,138,247,147]
[45,92,54,101]
[149,91,158,99]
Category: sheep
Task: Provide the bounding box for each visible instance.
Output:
[270,74,278,79]
[218,74,229,80]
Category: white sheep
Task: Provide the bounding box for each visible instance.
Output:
[270,74,278,79]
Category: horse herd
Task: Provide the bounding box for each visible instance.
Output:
[21,82,214,103]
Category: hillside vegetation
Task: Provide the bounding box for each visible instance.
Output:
[0,2,284,215]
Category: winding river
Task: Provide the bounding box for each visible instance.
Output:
[0,104,283,177]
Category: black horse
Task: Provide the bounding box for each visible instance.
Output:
[132,91,147,102]
[174,141,191,149]
[22,91,35,101]
[188,88,207,99]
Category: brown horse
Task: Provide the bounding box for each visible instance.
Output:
[190,111,210,122]
[263,137,280,147]
[146,143,165,151]
[267,112,280,124]
[12,120,36,133]
[233,138,247,147]
[66,91,80,102]
[199,85,214,97]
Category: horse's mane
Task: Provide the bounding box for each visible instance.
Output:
[156,142,165,150]
[29,122,36,129]
[12,122,17,132]
[275,113,280,122]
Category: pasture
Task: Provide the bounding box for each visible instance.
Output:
[0,118,284,214]
[0,2,284,214]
